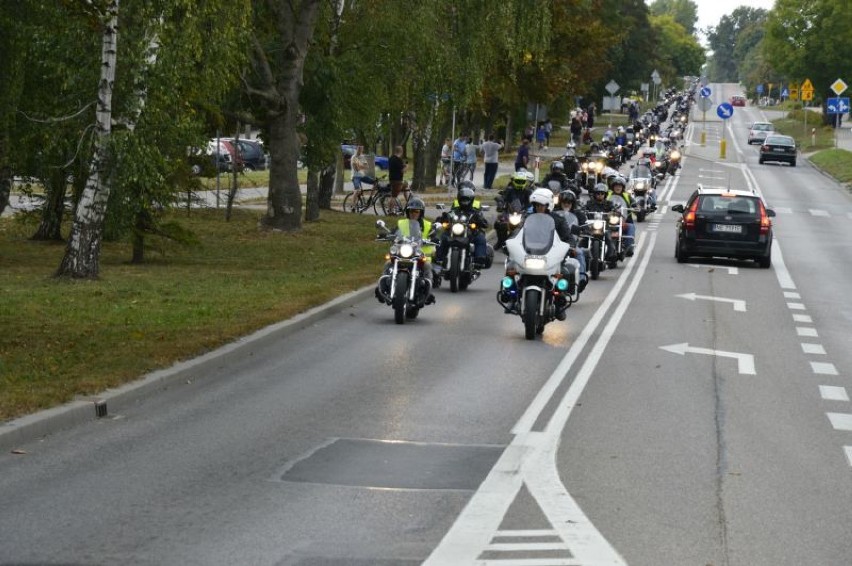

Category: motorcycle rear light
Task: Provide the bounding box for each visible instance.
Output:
[502,276,514,289]
[556,278,569,291]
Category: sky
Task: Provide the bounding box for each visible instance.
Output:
[692,0,777,36]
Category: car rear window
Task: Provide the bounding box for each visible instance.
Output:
[698,196,758,215]
[753,124,773,131]
[765,136,794,146]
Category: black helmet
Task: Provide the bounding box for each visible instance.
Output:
[405,197,425,216]
[550,161,564,173]
[559,190,576,207]
[593,182,608,195]
[457,186,475,208]
[611,175,626,190]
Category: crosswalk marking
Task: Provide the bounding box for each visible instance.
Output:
[827,413,852,431]
[820,386,849,401]
[811,362,839,375]
[802,343,827,355]
[809,209,830,217]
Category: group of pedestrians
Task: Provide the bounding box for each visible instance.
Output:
[440,134,505,190]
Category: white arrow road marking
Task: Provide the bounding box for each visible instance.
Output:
[689,263,739,275]
[659,342,756,375]
[676,292,746,312]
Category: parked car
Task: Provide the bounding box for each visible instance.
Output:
[671,187,775,268]
[730,95,746,107]
[747,121,775,145]
[207,139,244,172]
[222,138,268,171]
[759,134,797,167]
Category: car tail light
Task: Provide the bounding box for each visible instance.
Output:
[761,144,769,152]
[685,199,699,231]
[759,202,771,235]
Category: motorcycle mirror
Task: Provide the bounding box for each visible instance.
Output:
[435,203,446,210]
[481,204,491,212]
[376,220,388,233]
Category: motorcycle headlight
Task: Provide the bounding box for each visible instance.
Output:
[524,256,547,270]
[670,150,681,160]
[582,162,589,171]
[509,213,523,226]
[594,162,604,173]
[451,222,465,236]
[635,181,645,189]
[400,243,414,258]
[608,214,621,225]
[655,161,665,168]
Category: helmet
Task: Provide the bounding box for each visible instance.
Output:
[405,197,425,216]
[593,183,608,196]
[611,175,626,190]
[530,188,553,210]
[550,161,564,173]
[511,171,529,190]
[559,190,576,207]
[457,186,475,208]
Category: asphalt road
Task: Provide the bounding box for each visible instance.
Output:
[2,84,851,566]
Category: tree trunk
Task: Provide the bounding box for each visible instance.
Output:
[0,166,12,219]
[304,167,319,221]
[56,0,119,279]
[31,169,67,241]
[318,164,334,210]
[262,108,304,231]
[505,111,514,152]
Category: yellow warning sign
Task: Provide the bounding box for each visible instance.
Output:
[789,87,799,100]
[801,79,814,93]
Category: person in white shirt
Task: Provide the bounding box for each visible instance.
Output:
[479,134,504,189]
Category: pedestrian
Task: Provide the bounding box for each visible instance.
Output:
[451,134,467,186]
[544,119,553,149]
[587,102,596,129]
[464,136,478,181]
[388,145,409,215]
[515,137,530,171]
[440,138,451,185]
[570,115,582,146]
[480,134,504,189]
[536,123,546,150]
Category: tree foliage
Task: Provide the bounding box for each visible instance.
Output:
[706,7,767,83]
[649,0,698,35]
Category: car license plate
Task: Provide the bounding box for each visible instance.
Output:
[714,223,743,233]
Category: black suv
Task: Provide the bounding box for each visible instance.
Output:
[671,187,775,268]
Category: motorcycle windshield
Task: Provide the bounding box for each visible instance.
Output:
[521,214,556,255]
[632,166,653,178]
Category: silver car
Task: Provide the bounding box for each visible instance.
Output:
[748,122,774,145]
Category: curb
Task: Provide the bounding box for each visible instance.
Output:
[0,285,376,452]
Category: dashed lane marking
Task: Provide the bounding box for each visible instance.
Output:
[820,386,849,402]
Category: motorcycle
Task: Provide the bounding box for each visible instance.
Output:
[627,163,660,222]
[496,213,574,340]
[604,204,636,268]
[375,220,436,324]
[435,210,492,293]
[579,211,609,280]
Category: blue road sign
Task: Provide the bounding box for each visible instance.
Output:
[781,88,789,98]
[700,87,711,98]
[717,102,734,120]
[827,97,850,114]
[756,84,764,94]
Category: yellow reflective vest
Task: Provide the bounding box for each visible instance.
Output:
[397,219,435,259]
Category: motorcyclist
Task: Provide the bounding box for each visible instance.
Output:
[376,197,436,303]
[607,175,636,257]
[614,126,629,161]
[434,184,490,271]
[553,190,588,292]
[541,161,570,193]
[495,171,533,250]
[631,158,658,209]
[528,188,581,319]
[583,182,617,261]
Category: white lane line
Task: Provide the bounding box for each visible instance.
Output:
[827,413,852,431]
[787,302,806,310]
[487,543,569,551]
[811,362,839,375]
[774,207,793,214]
[784,291,801,299]
[478,560,581,566]
[820,386,849,402]
[793,314,813,323]
[796,327,819,337]
[802,343,827,355]
[845,447,852,467]
[809,209,830,217]
[770,241,796,290]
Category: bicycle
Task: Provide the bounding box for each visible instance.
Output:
[341,175,390,214]
[378,182,412,216]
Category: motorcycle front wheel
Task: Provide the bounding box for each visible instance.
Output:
[449,249,461,293]
[590,241,601,280]
[524,290,541,340]
[393,271,409,324]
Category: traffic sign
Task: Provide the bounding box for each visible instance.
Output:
[651,69,661,85]
[700,86,711,98]
[826,97,850,114]
[697,97,713,112]
[801,78,814,93]
[605,80,620,95]
[831,78,848,96]
[781,88,789,98]
[789,86,799,100]
[756,84,764,94]
[717,102,734,119]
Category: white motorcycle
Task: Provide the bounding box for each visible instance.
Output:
[496,213,574,340]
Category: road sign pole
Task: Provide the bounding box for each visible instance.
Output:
[720,122,727,159]
[702,110,706,146]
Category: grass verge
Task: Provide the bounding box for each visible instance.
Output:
[0,208,388,421]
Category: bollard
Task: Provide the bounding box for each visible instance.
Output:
[701,131,706,147]
[720,139,727,159]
